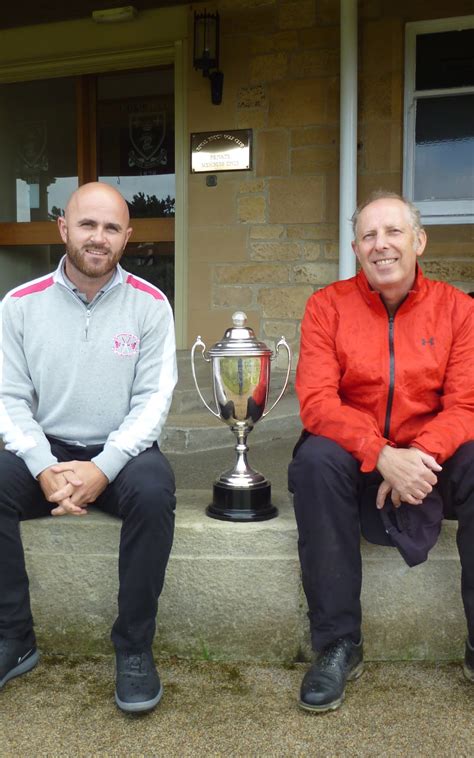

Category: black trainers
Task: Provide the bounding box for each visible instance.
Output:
[299,636,364,712]
[115,649,163,713]
[463,638,474,683]
[0,637,39,690]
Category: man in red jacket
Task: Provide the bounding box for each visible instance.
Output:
[288,191,474,712]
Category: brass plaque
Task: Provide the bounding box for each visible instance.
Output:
[191,129,252,173]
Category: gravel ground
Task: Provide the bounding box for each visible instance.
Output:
[1,656,473,757]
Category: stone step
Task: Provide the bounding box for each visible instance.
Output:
[22,490,466,662]
[163,393,302,453]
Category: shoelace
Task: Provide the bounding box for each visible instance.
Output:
[317,638,352,669]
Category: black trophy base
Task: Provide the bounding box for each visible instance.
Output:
[206,481,278,522]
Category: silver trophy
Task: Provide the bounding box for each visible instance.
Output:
[191,311,291,521]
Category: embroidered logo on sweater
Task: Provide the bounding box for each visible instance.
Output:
[113,333,140,357]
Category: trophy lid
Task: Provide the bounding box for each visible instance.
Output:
[207,311,272,357]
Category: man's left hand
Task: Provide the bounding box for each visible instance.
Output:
[49,461,109,509]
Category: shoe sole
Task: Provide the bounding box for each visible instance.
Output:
[0,649,39,690]
[298,660,365,713]
[115,682,163,713]
[463,663,474,683]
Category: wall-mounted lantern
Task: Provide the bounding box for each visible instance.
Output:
[193,10,224,105]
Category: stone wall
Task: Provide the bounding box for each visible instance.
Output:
[187,0,474,356]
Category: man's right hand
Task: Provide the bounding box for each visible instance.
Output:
[376,445,442,508]
[37,466,87,516]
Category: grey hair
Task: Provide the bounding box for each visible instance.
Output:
[351,191,423,241]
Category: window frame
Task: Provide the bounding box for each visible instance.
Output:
[403,15,474,225]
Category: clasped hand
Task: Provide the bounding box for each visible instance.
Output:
[376,446,442,509]
[38,461,109,517]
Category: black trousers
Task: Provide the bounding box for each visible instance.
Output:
[288,435,474,652]
[0,440,176,652]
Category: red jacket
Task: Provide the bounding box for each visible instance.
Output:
[296,267,474,472]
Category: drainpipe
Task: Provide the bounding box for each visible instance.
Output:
[338,0,358,279]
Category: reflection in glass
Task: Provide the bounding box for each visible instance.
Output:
[416,29,474,91]
[0,79,77,222]
[414,95,474,202]
[97,67,175,219]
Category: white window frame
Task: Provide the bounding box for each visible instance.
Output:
[403,16,474,225]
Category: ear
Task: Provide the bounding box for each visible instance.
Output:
[415,229,427,257]
[351,240,360,261]
[57,216,68,244]
[124,226,133,249]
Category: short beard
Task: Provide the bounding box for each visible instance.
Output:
[65,242,119,279]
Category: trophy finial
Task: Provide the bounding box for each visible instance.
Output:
[232,311,247,328]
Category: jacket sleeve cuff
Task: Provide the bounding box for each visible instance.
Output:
[26,449,59,480]
[359,437,393,473]
[91,446,129,483]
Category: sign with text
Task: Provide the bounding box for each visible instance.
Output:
[191,129,252,173]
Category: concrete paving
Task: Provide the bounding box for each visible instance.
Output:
[1,655,473,757]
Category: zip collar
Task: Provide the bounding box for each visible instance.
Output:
[355,265,427,316]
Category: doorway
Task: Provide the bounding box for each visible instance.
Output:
[0,66,176,307]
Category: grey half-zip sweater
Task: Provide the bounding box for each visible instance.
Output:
[0,257,177,482]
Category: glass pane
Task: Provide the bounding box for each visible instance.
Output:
[414,95,474,201]
[0,245,57,299]
[416,29,474,90]
[0,79,78,223]
[97,67,175,219]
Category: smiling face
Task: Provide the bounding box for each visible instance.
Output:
[352,198,427,313]
[57,182,132,290]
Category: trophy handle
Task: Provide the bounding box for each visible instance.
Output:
[191,337,221,419]
[262,336,292,418]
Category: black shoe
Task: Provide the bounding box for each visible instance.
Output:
[463,638,474,683]
[115,649,163,713]
[0,637,39,690]
[299,636,364,712]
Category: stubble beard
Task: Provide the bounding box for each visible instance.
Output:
[66,242,120,279]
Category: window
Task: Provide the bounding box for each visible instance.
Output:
[403,17,474,224]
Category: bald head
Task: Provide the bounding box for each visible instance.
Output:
[58,182,133,295]
[65,182,130,226]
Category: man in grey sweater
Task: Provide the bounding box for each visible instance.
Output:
[0,182,177,713]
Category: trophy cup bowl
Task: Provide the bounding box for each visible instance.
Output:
[191,311,291,522]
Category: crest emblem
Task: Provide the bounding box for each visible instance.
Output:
[16,120,48,178]
[128,111,167,169]
[113,333,140,357]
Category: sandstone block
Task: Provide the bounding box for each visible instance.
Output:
[268,176,325,224]
[298,26,339,49]
[256,129,290,177]
[238,194,266,223]
[214,286,254,308]
[189,177,236,227]
[291,126,338,147]
[278,0,316,30]
[236,109,267,130]
[250,52,288,83]
[292,261,338,284]
[268,78,327,128]
[289,48,339,78]
[263,319,297,339]
[250,241,300,261]
[291,145,338,173]
[287,222,337,240]
[422,260,474,283]
[237,84,267,109]
[190,225,248,263]
[301,241,323,260]
[252,30,298,54]
[324,242,340,260]
[258,285,313,318]
[239,179,266,193]
[359,121,401,173]
[250,224,285,239]
[360,18,403,76]
[215,263,289,284]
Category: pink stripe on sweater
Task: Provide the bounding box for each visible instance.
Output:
[12,276,55,298]
[126,274,164,301]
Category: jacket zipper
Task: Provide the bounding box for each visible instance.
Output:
[383,314,395,439]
